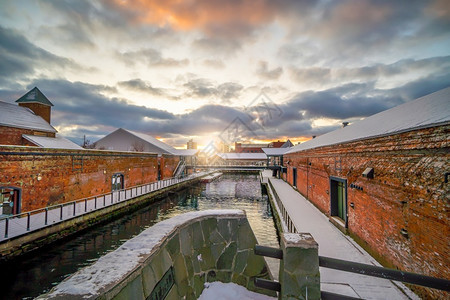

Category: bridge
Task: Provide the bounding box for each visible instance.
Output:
[185,164,283,171]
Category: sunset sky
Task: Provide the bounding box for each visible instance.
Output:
[1,0,449,148]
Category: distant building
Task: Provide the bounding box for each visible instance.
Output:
[0,87,82,149]
[187,139,197,149]
[268,140,293,148]
[234,142,267,153]
[219,142,231,153]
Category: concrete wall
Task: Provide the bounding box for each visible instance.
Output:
[39,210,275,299]
[0,146,159,212]
[284,124,449,299]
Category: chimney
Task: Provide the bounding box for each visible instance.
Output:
[15,87,54,124]
[342,122,349,128]
[312,135,316,139]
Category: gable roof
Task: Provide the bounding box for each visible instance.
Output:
[122,128,176,154]
[287,87,450,154]
[262,147,290,156]
[0,101,56,133]
[15,87,54,106]
[23,135,83,150]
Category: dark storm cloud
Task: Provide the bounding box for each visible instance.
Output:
[256,61,283,80]
[290,56,450,85]
[119,48,189,67]
[28,79,175,127]
[0,26,81,85]
[283,74,450,121]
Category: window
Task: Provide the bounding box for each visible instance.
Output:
[112,173,124,191]
[0,187,21,215]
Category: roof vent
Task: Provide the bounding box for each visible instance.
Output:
[342,122,349,128]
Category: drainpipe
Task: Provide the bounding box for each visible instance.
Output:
[306,158,309,199]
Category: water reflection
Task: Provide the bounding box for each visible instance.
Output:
[0,173,279,299]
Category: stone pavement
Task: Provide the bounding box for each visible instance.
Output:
[262,170,419,300]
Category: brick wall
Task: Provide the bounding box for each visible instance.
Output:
[0,146,160,212]
[18,103,51,124]
[0,126,55,146]
[160,154,180,179]
[284,124,450,299]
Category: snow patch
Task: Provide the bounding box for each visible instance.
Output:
[43,209,244,298]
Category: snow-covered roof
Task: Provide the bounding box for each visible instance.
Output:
[0,101,57,133]
[287,87,450,154]
[122,128,176,154]
[172,148,199,156]
[22,135,83,150]
[262,147,291,156]
[217,152,267,160]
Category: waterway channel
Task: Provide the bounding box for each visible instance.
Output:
[0,172,279,300]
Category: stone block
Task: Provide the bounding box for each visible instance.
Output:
[111,275,144,300]
[217,242,237,270]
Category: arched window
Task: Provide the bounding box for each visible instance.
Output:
[0,187,21,215]
[111,173,124,191]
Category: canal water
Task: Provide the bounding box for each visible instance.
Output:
[0,173,279,300]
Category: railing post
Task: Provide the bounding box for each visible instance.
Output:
[279,233,320,299]
[45,208,48,225]
[73,202,76,216]
[85,198,87,212]
[27,212,31,231]
[103,195,106,207]
[4,217,8,238]
[60,204,63,220]
[94,196,97,209]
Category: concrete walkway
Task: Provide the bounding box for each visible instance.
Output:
[262,170,419,300]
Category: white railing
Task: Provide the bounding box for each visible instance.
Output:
[0,171,210,243]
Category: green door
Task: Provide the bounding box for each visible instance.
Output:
[337,181,345,220]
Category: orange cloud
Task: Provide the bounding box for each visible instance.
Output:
[106,0,277,37]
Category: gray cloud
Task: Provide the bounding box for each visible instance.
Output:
[0,26,81,86]
[202,59,225,69]
[119,48,189,68]
[118,79,174,98]
[182,78,243,102]
[256,61,283,80]
[290,56,450,86]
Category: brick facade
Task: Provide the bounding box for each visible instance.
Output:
[18,102,51,124]
[0,146,161,212]
[0,126,55,146]
[284,125,449,299]
[160,154,180,179]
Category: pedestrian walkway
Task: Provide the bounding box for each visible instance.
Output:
[261,170,419,300]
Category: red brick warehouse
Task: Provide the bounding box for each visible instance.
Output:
[283,88,450,299]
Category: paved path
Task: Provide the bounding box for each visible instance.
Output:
[262,170,419,300]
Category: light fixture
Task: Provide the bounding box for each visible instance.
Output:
[37,174,42,181]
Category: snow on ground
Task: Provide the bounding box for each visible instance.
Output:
[198,282,276,300]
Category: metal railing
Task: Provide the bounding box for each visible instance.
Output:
[0,172,210,242]
[268,178,298,233]
[254,245,450,297]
